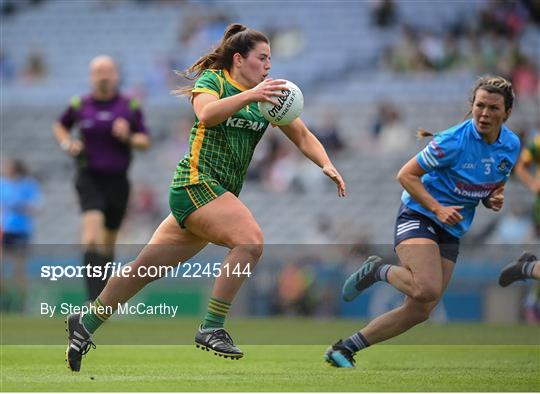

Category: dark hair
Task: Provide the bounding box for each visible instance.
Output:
[417,75,515,139]
[470,75,514,112]
[173,23,269,97]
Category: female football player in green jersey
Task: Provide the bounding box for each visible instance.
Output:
[65,23,346,371]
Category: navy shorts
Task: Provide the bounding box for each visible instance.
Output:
[394,204,460,263]
[2,232,30,250]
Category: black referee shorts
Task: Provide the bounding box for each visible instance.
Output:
[75,170,130,230]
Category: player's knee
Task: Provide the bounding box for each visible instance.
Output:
[237,242,264,263]
[82,236,99,251]
[228,242,264,267]
[411,285,440,303]
[227,227,264,258]
[82,228,104,250]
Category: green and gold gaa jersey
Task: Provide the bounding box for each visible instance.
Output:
[171,69,270,195]
[521,134,540,176]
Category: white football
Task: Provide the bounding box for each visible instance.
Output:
[258,80,303,126]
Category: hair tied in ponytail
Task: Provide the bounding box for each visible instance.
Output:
[224,23,247,40]
[416,128,434,139]
[173,23,268,98]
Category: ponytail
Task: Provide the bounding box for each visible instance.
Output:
[172,23,268,98]
[222,23,247,41]
[416,128,434,139]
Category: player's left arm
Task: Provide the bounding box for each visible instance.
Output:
[483,137,523,211]
[112,117,150,150]
[279,118,346,197]
[113,99,151,150]
[129,132,150,150]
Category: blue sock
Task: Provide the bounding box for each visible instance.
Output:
[522,261,537,278]
[375,264,392,282]
[342,331,370,353]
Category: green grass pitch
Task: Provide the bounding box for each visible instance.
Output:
[1,316,539,392]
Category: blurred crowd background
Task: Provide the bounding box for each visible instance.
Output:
[1,0,539,324]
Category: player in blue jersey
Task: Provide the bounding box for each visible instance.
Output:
[325,76,521,368]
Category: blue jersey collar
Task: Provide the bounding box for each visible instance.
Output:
[470,119,504,144]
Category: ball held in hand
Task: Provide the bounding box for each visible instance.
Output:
[258,80,304,126]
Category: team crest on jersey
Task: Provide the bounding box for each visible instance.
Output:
[496,158,512,175]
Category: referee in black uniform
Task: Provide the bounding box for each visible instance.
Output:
[53,55,151,300]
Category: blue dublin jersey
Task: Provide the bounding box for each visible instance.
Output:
[401,119,520,238]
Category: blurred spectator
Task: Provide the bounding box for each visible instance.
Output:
[274,259,316,316]
[0,49,15,83]
[246,133,278,182]
[511,55,539,99]
[384,25,426,73]
[310,214,334,244]
[20,48,47,84]
[418,32,462,71]
[120,183,162,243]
[419,32,446,71]
[514,132,540,238]
[439,34,461,70]
[1,0,17,16]
[294,158,329,194]
[384,2,536,76]
[265,26,306,59]
[263,142,299,193]
[524,285,540,324]
[0,159,41,312]
[523,0,540,25]
[371,102,409,152]
[312,111,344,154]
[371,0,398,28]
[460,33,485,72]
[130,183,160,220]
[479,0,529,38]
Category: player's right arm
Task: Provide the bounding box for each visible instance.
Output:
[53,96,84,156]
[193,78,287,127]
[397,158,463,226]
[53,122,83,156]
[398,131,464,226]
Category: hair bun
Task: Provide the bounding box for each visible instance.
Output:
[223,23,247,40]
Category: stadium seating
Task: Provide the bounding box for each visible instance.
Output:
[3,0,538,247]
